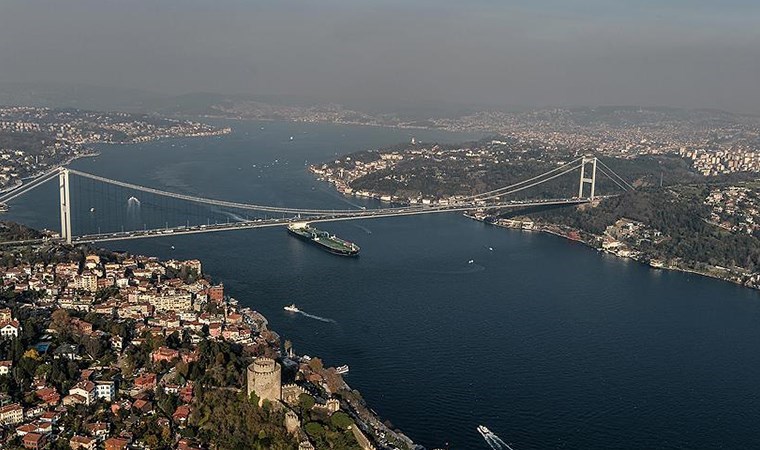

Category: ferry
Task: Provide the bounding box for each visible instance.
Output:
[284,304,300,313]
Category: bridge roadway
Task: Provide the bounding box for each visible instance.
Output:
[66,197,594,244]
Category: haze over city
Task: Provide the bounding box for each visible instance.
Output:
[2,2,760,450]
[1,0,759,113]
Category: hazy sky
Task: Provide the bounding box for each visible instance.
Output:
[1,0,758,112]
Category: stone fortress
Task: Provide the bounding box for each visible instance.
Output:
[246,356,376,450]
[246,357,282,406]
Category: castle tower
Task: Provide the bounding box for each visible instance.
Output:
[247,357,282,406]
[299,442,315,450]
[284,410,300,435]
[325,398,340,414]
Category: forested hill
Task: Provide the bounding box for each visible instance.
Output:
[528,185,760,274]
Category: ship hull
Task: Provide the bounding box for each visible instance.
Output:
[287,227,360,257]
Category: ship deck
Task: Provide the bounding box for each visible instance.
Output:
[316,236,356,252]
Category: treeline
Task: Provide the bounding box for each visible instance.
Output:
[0,221,42,242]
[343,139,706,200]
[190,390,297,449]
[528,186,760,271]
[349,154,699,200]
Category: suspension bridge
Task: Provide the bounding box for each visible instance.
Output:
[0,155,632,245]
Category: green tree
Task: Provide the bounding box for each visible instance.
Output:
[330,411,354,430]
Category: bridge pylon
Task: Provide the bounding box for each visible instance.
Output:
[578,156,597,199]
[58,168,72,244]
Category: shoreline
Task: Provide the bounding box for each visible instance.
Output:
[467,214,760,292]
[309,157,760,294]
[0,151,100,196]
[181,113,448,132]
[0,128,230,198]
[0,234,415,449]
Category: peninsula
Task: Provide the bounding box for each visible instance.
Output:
[312,132,760,291]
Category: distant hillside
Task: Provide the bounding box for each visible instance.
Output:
[0,82,169,113]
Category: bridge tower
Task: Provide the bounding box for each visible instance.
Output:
[58,168,72,244]
[578,156,597,199]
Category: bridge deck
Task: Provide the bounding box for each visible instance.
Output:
[52,197,592,244]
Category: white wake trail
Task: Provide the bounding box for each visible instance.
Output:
[491,435,516,450]
[483,435,503,450]
[479,427,516,450]
[298,311,335,323]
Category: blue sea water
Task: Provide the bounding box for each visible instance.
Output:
[7,120,760,449]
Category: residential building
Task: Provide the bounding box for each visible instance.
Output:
[0,403,23,425]
[95,380,116,402]
[0,320,20,339]
[69,381,96,405]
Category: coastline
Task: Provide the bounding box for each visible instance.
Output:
[0,128,230,198]
[0,151,100,196]
[219,277,416,449]
[312,157,760,294]
[310,153,760,294]
[466,213,760,292]
[0,232,416,449]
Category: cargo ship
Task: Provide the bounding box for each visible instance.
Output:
[287,223,360,257]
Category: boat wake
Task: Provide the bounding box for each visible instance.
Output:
[478,426,516,450]
[417,263,486,275]
[353,224,372,234]
[298,311,335,323]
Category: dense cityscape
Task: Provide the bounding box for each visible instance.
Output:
[0,101,758,448]
[199,100,760,178]
[0,234,414,450]
[2,0,760,448]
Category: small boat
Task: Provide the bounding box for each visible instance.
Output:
[89,207,95,212]
[468,259,475,264]
[284,304,300,313]
[488,247,494,251]
[477,425,516,450]
[336,365,349,374]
